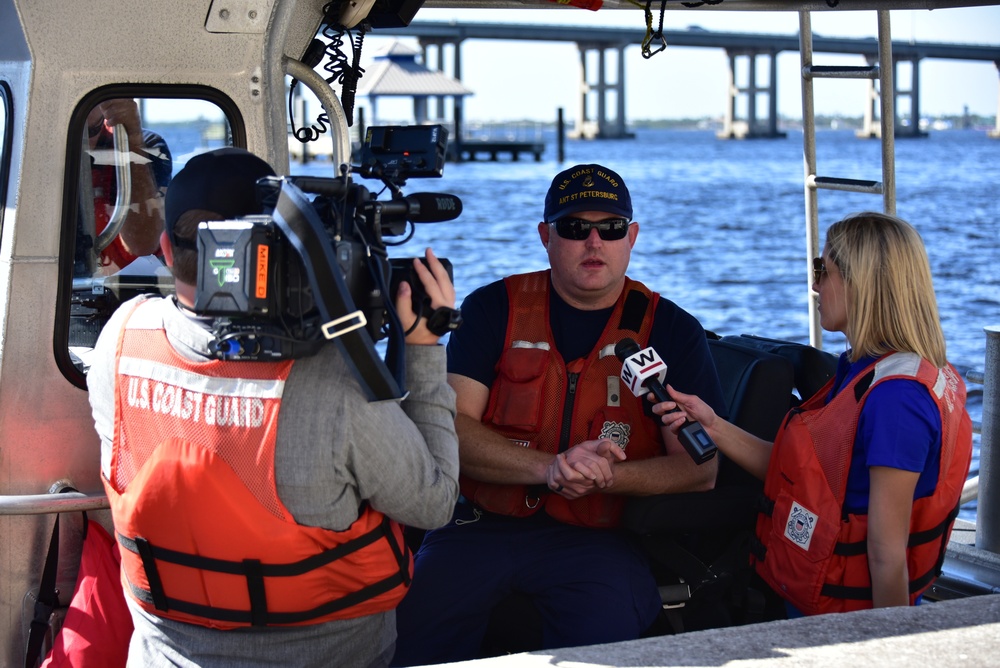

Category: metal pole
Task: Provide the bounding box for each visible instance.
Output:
[877,10,896,214]
[577,45,588,138]
[557,107,566,163]
[977,326,1000,554]
[617,45,626,138]
[769,50,779,137]
[992,61,999,138]
[0,491,109,516]
[299,95,310,165]
[283,56,351,170]
[597,48,607,138]
[799,11,822,349]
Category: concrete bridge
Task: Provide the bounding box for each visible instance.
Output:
[376,20,1000,139]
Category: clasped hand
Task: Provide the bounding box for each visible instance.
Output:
[546,438,626,499]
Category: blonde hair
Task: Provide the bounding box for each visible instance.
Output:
[825,212,947,367]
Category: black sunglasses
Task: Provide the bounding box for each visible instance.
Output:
[551,217,631,241]
[813,257,827,283]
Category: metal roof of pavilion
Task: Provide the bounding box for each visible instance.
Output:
[357,41,473,97]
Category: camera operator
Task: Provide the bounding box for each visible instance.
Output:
[87,147,460,668]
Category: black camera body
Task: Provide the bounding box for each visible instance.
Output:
[192,125,458,362]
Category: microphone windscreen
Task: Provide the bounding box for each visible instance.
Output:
[407,192,463,222]
[614,337,640,361]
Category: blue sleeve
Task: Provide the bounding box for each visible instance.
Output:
[651,298,728,420]
[843,378,941,513]
[446,280,508,388]
[860,379,940,475]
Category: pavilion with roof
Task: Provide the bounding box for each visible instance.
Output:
[356,41,472,130]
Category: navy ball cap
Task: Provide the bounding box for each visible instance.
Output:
[164,147,276,249]
[542,163,632,223]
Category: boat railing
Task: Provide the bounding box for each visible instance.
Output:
[460,120,546,143]
[962,368,986,505]
[976,326,1000,552]
[0,482,109,516]
[92,124,132,254]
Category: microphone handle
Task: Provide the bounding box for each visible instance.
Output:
[642,379,718,465]
[644,379,678,414]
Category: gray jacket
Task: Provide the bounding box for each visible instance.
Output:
[88,295,460,668]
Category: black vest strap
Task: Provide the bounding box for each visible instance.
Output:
[618,288,649,334]
[24,489,87,668]
[134,536,169,611]
[854,369,876,402]
[756,494,775,517]
[24,515,64,668]
[749,533,767,562]
[119,518,389,576]
[118,517,407,626]
[243,559,267,627]
[382,515,413,587]
[126,569,407,626]
[823,502,961,601]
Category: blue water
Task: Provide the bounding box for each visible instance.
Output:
[165,126,1000,521]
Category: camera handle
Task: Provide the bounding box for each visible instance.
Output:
[271,179,405,402]
[402,305,463,338]
[354,160,407,193]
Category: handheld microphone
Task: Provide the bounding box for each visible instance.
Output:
[614,338,717,465]
[369,193,463,223]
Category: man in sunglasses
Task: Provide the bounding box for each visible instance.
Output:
[393,164,727,665]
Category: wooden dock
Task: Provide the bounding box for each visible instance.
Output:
[449,139,545,162]
[291,136,546,164]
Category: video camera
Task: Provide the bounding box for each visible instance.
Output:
[191,124,462,365]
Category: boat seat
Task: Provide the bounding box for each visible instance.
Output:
[718,333,838,405]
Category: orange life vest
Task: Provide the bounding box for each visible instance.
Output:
[752,352,973,615]
[103,298,411,629]
[461,270,664,528]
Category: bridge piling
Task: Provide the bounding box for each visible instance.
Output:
[573,42,632,140]
[718,50,785,140]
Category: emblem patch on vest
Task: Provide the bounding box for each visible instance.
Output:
[600,421,631,450]
[784,501,818,551]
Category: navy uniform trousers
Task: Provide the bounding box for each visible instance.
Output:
[391,502,662,666]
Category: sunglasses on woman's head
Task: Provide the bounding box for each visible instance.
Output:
[551,217,631,241]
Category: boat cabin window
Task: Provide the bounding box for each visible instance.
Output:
[62,95,237,385]
[0,82,10,235]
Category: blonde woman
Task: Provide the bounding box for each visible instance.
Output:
[656,212,973,616]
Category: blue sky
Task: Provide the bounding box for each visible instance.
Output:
[359,5,1000,123]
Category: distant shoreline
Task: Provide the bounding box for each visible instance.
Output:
[457,114,997,132]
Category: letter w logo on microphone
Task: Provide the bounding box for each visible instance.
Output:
[621,349,666,396]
